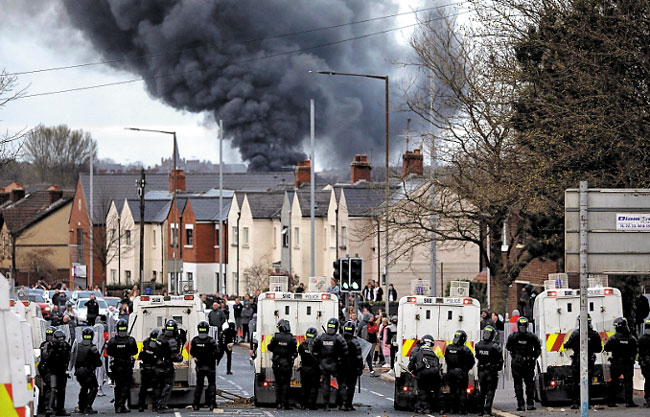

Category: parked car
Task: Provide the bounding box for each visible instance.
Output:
[103,296,122,321]
[74,298,108,324]
[71,290,103,302]
[27,293,51,319]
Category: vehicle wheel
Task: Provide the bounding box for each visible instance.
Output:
[537,377,549,406]
[393,384,407,411]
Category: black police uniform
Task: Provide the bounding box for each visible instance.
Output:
[604,322,638,406]
[506,325,541,410]
[298,334,321,409]
[475,334,504,415]
[158,324,186,410]
[190,330,220,409]
[267,327,298,409]
[408,342,442,413]
[42,332,71,416]
[106,330,138,413]
[638,321,650,407]
[444,336,475,414]
[38,329,55,414]
[73,332,103,413]
[341,332,364,410]
[312,323,348,410]
[220,322,237,374]
[563,325,603,407]
[137,331,169,411]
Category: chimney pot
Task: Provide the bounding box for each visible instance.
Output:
[351,153,372,183]
[169,169,186,192]
[295,160,311,188]
[10,188,25,203]
[48,188,63,205]
[402,149,424,178]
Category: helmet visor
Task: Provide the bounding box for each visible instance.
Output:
[326,322,337,335]
[482,328,494,342]
[452,332,464,345]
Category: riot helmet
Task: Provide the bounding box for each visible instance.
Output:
[482,325,496,342]
[277,319,291,333]
[53,329,66,343]
[575,314,593,331]
[45,326,55,342]
[326,317,339,335]
[306,327,318,339]
[421,334,435,349]
[517,317,529,333]
[82,327,94,343]
[452,330,467,346]
[229,321,236,330]
[613,317,629,334]
[149,329,161,341]
[343,320,356,336]
[117,319,129,337]
[198,321,210,338]
[644,319,650,336]
[164,319,177,336]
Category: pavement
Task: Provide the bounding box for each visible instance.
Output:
[53,346,647,417]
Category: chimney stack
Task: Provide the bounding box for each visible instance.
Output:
[294,160,311,188]
[402,148,424,178]
[47,185,63,205]
[169,169,186,192]
[350,154,372,183]
[10,188,25,203]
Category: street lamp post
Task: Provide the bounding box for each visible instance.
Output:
[311,70,390,314]
[125,127,181,294]
[135,168,146,293]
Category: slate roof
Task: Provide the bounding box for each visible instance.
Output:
[79,172,294,224]
[124,199,172,224]
[294,190,332,218]
[2,190,75,234]
[243,192,285,219]
[341,187,385,217]
[186,197,232,222]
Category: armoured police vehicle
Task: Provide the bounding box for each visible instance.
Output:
[253,291,338,406]
[533,277,623,405]
[393,285,481,411]
[127,294,205,406]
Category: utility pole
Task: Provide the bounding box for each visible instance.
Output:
[579,181,589,417]
[219,120,225,294]
[137,168,146,292]
[310,99,315,278]
[89,151,93,290]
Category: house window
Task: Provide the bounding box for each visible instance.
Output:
[187,272,193,282]
[294,227,300,248]
[152,270,157,281]
[125,270,131,284]
[111,269,116,283]
[215,226,220,247]
[186,227,193,246]
[243,227,249,246]
[273,227,277,248]
[125,230,131,246]
[170,223,179,247]
[341,226,347,248]
[152,229,156,247]
[330,225,336,248]
[78,198,82,211]
[232,226,238,245]
[282,226,289,248]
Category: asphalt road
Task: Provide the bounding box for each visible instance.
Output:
[57,345,648,417]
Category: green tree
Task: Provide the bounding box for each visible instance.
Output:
[23,124,96,186]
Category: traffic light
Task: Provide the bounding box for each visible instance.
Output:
[340,258,350,291]
[349,258,363,291]
[333,260,340,282]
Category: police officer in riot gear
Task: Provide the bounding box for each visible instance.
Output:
[190,321,220,410]
[298,327,320,409]
[267,319,298,410]
[38,327,56,414]
[408,334,442,414]
[605,317,638,407]
[475,325,504,416]
[71,328,103,414]
[42,329,71,416]
[563,314,603,409]
[341,320,364,411]
[158,319,186,411]
[444,329,475,415]
[638,319,650,408]
[312,317,348,411]
[138,329,168,412]
[106,318,138,413]
[506,317,541,411]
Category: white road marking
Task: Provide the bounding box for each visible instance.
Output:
[174,412,182,417]
[386,397,394,401]
[369,390,385,397]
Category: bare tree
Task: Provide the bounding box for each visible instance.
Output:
[244,258,299,295]
[0,70,27,169]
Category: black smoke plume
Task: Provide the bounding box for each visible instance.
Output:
[62,0,411,171]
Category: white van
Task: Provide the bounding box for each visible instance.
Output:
[533,281,623,405]
[253,292,338,406]
[393,294,481,411]
[126,294,205,406]
[0,276,37,417]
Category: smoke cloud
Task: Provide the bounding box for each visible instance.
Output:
[61,0,413,171]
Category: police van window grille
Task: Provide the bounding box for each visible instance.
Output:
[447,310,453,320]
[173,316,183,325]
[307,306,312,315]
[567,303,572,312]
[285,306,290,315]
[426,310,431,320]
[589,302,594,311]
[157,316,163,327]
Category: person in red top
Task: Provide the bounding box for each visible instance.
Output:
[509,309,521,333]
